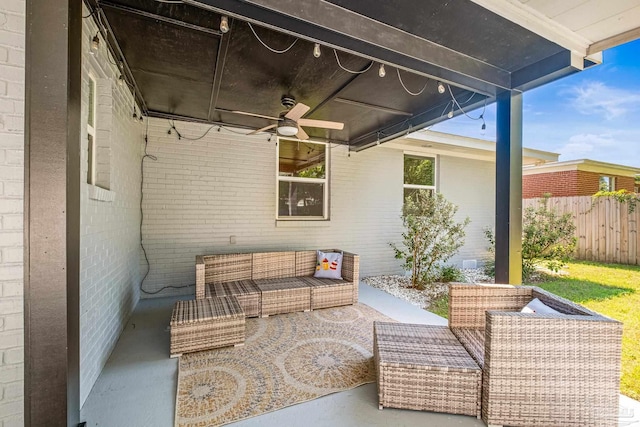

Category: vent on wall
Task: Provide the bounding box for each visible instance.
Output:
[462,260,477,269]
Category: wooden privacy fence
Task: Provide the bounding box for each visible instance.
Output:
[523,196,640,265]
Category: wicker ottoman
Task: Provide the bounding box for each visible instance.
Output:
[170,296,245,357]
[374,322,481,418]
[205,280,261,318]
[255,278,311,317]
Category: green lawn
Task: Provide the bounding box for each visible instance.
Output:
[534,261,639,401]
[428,260,640,400]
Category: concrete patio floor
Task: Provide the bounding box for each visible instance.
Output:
[80,283,640,427]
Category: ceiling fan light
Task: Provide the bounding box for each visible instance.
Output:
[277,124,298,136]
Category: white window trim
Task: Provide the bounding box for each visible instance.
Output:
[403,154,437,195]
[87,74,97,186]
[276,138,329,220]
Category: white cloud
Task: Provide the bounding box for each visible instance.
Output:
[569,81,640,120]
[558,133,615,159]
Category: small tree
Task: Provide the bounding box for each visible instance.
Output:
[391,191,470,289]
[485,197,576,282]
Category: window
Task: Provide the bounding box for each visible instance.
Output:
[87,75,97,185]
[85,71,112,193]
[277,138,328,219]
[403,155,436,202]
[599,176,615,192]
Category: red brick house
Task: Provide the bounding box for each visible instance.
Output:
[523,159,640,199]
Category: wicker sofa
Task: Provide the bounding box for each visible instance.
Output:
[195,250,359,317]
[448,283,623,427]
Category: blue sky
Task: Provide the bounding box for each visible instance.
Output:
[431,38,640,168]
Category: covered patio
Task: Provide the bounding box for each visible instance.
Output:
[81,283,640,426]
[14,0,640,426]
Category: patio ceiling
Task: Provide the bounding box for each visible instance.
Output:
[89,0,597,150]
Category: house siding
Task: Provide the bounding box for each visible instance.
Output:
[78,12,144,406]
[524,170,636,198]
[439,155,495,266]
[0,1,25,425]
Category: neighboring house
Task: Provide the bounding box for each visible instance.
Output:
[523,159,640,199]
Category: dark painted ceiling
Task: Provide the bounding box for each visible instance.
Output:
[93,0,576,148]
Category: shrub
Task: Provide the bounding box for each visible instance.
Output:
[592,189,639,214]
[484,197,576,282]
[391,191,470,289]
[438,265,464,283]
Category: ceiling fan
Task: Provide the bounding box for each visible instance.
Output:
[232,96,344,140]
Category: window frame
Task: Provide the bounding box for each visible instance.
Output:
[599,175,616,192]
[87,73,97,186]
[276,137,329,220]
[403,154,437,200]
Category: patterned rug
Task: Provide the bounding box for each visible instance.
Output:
[174,303,394,427]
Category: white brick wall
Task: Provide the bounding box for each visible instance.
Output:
[141,119,405,296]
[78,11,144,406]
[141,120,494,296]
[0,1,24,425]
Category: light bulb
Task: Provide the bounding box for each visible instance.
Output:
[118,75,125,86]
[378,64,386,78]
[139,114,144,122]
[481,122,486,130]
[118,60,124,70]
[132,109,138,121]
[447,109,454,119]
[313,43,321,58]
[437,81,445,94]
[90,34,100,55]
[220,16,229,33]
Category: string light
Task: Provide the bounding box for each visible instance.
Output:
[378,64,386,78]
[90,32,100,55]
[447,106,454,119]
[437,81,446,94]
[220,16,229,33]
[118,75,125,86]
[313,43,321,58]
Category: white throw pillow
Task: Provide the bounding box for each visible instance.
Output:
[314,250,343,280]
[521,298,561,315]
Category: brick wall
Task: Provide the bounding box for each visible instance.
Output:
[524,170,637,198]
[140,119,495,296]
[78,11,144,406]
[0,1,24,425]
[616,176,636,192]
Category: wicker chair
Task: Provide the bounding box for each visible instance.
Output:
[448,283,623,427]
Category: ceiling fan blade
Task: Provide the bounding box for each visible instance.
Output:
[229,110,281,121]
[285,103,311,121]
[248,124,277,135]
[296,127,309,140]
[298,118,344,130]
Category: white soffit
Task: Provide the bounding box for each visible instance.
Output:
[386,130,559,165]
[471,0,640,57]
